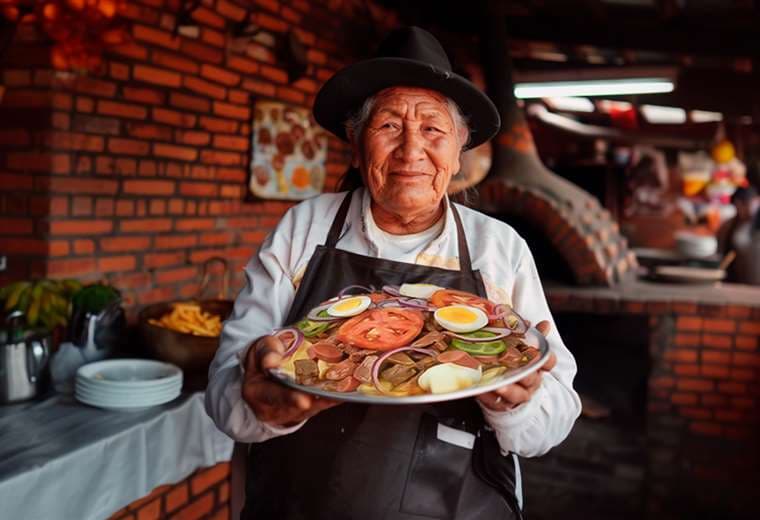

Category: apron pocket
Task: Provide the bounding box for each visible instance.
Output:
[400,413,472,518]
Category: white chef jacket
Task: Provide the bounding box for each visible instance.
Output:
[206,188,581,462]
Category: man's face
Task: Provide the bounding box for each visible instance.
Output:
[354,87,462,218]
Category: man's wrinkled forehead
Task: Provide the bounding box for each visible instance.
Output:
[372,86,450,116]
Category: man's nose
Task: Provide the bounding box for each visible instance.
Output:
[394,128,425,162]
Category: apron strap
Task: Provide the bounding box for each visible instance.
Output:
[325,190,476,276]
[325,190,355,248]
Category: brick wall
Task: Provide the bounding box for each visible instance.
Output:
[0,0,397,311]
[547,288,760,517]
[108,462,230,520]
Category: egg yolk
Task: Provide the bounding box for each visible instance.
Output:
[333,298,362,313]
[438,307,478,324]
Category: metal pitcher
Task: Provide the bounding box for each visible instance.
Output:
[0,311,50,404]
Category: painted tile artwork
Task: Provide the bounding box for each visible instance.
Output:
[248,100,328,200]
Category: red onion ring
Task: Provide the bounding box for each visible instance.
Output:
[371,346,436,395]
[444,327,512,342]
[337,284,375,298]
[273,327,304,358]
[375,298,403,309]
[382,285,401,297]
[306,303,343,322]
[397,297,433,310]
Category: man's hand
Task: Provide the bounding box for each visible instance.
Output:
[241,335,339,427]
[476,320,557,412]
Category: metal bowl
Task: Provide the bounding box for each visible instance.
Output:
[137,299,233,375]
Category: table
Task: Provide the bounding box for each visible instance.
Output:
[0,392,233,520]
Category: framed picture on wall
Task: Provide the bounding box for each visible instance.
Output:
[248,100,328,200]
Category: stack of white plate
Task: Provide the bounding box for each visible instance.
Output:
[75,359,182,411]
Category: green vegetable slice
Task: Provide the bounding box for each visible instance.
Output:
[295,319,330,337]
[450,330,507,355]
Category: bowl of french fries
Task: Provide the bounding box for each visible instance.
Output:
[138,299,233,375]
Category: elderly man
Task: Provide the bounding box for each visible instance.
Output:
[206,26,581,519]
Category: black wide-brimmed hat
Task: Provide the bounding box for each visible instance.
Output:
[313,26,501,149]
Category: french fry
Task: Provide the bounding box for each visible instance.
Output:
[149,302,223,337]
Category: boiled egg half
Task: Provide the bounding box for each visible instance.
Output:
[399,283,443,299]
[418,363,482,394]
[326,295,371,317]
[434,305,488,333]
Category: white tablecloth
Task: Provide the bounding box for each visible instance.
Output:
[0,392,233,520]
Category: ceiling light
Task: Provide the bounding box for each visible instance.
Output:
[514,78,674,99]
[597,100,633,112]
[640,104,687,124]
[545,97,595,112]
[690,110,723,123]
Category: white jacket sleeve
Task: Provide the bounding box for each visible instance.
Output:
[204,212,307,443]
[478,242,582,457]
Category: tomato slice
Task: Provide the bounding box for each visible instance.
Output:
[337,308,424,351]
[430,289,494,315]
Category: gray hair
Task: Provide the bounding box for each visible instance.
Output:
[344,94,471,150]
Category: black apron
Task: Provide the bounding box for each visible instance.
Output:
[243,191,522,520]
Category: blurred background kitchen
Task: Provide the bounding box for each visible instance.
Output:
[0,1,758,519]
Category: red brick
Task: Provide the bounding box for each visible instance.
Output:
[650,376,674,389]
[72,239,94,255]
[98,100,147,120]
[47,258,98,277]
[735,335,757,350]
[218,481,230,503]
[701,365,730,379]
[199,116,238,133]
[180,40,224,64]
[154,266,197,285]
[126,122,173,141]
[701,394,728,407]
[120,219,173,233]
[110,62,130,81]
[126,485,171,511]
[133,24,180,50]
[71,196,93,216]
[135,498,160,520]
[109,138,150,156]
[47,132,104,152]
[281,5,301,23]
[123,180,175,196]
[111,40,148,61]
[171,492,214,520]
[730,368,754,381]
[213,101,250,120]
[192,5,226,28]
[169,92,211,113]
[209,506,229,520]
[155,234,198,249]
[220,185,244,198]
[670,392,698,406]
[98,256,136,272]
[217,0,247,20]
[134,65,181,88]
[673,364,699,376]
[674,333,700,347]
[190,463,230,495]
[733,352,760,367]
[680,407,711,420]
[198,65,240,88]
[293,77,318,94]
[676,316,702,331]
[180,182,218,197]
[241,230,267,243]
[200,231,234,246]
[154,143,198,161]
[689,421,722,436]
[101,236,151,252]
[76,97,94,113]
[702,334,732,349]
[276,86,305,104]
[252,12,287,33]
[3,238,47,255]
[123,87,165,105]
[149,199,166,215]
[200,150,242,166]
[116,200,135,216]
[49,220,113,235]
[703,319,736,333]
[152,51,198,74]
[144,252,185,269]
[168,199,185,214]
[201,27,226,47]
[718,381,747,395]
[676,378,714,392]
[664,349,698,363]
[306,48,327,65]
[184,76,227,100]
[176,218,216,231]
[226,55,259,75]
[49,240,70,257]
[165,483,189,513]
[738,321,760,335]
[254,0,280,13]
[176,130,211,146]
[259,64,288,84]
[72,77,117,98]
[153,108,197,128]
[702,350,731,364]
[242,78,276,97]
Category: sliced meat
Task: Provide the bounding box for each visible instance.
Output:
[311,342,345,363]
[498,347,524,368]
[437,350,481,370]
[324,359,358,381]
[294,359,319,385]
[473,355,501,364]
[353,355,378,384]
[322,375,361,392]
[518,346,540,362]
[381,364,418,387]
[415,355,437,371]
[411,331,446,348]
[386,352,416,366]
[392,376,424,394]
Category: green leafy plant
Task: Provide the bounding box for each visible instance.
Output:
[0,278,82,330]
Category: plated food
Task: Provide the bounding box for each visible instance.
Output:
[269,285,550,403]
